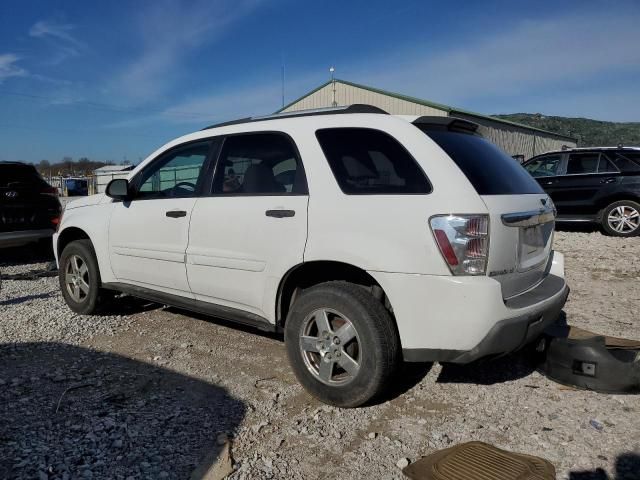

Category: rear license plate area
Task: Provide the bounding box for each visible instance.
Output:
[518,223,553,271]
[0,208,38,231]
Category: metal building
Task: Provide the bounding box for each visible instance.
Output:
[278,79,576,160]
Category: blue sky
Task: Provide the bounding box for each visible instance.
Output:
[1,0,639,164]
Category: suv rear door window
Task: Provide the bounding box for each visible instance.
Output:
[597,155,619,173]
[608,152,640,172]
[315,128,430,194]
[212,133,306,195]
[524,154,562,177]
[566,153,599,175]
[421,128,543,195]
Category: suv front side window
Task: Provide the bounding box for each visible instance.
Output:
[566,152,599,175]
[524,155,562,177]
[136,141,211,199]
[212,133,307,195]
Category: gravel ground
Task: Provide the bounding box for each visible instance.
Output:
[0,228,639,479]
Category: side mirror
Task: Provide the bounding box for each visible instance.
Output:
[105,179,131,201]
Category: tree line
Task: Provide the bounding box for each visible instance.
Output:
[34,157,131,177]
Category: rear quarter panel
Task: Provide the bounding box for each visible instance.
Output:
[296,115,488,274]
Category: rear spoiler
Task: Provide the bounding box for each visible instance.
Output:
[412,116,480,135]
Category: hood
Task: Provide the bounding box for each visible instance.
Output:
[64,193,108,210]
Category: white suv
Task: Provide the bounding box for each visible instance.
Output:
[54,105,568,407]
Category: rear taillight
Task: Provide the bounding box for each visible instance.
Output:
[41,185,59,196]
[430,215,489,275]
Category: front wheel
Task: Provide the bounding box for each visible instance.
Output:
[59,239,109,314]
[601,200,640,237]
[284,281,400,407]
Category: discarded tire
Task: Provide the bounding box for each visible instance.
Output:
[537,327,640,394]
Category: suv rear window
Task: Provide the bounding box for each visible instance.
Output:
[421,129,544,195]
[315,128,431,195]
[0,164,44,188]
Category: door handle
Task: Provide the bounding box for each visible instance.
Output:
[166,210,187,218]
[543,180,556,185]
[600,177,617,184]
[265,209,295,218]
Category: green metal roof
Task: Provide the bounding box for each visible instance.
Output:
[277,79,577,142]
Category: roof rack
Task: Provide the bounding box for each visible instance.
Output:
[202,104,388,130]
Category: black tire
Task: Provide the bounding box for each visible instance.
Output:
[600,200,640,237]
[284,281,400,408]
[58,239,109,315]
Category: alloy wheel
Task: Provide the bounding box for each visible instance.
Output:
[299,308,361,385]
[65,254,90,303]
[607,205,640,234]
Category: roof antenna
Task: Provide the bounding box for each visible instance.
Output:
[329,66,337,107]
[281,53,286,109]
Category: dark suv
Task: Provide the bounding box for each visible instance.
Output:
[0,161,62,248]
[523,147,640,236]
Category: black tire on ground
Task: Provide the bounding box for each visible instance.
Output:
[284,281,400,408]
[600,200,640,237]
[58,239,109,315]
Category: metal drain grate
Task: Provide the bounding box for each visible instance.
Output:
[403,441,555,480]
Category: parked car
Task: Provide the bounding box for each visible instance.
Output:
[0,161,62,249]
[54,105,568,407]
[523,147,640,236]
[64,178,89,196]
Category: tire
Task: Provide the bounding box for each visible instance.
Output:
[600,200,640,237]
[284,281,400,408]
[58,239,109,315]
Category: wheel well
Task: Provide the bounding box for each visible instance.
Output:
[56,227,91,258]
[277,261,393,326]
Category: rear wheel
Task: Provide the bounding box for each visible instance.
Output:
[59,239,109,314]
[601,200,640,237]
[284,281,400,407]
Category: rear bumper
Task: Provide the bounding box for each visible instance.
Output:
[403,277,569,363]
[0,229,54,248]
[369,251,569,364]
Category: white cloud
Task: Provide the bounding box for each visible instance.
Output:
[102,80,286,130]
[29,19,86,65]
[344,8,640,116]
[111,0,263,102]
[0,54,27,82]
[107,4,640,128]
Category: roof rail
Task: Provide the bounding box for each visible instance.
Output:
[202,104,388,130]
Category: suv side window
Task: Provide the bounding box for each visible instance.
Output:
[524,154,562,177]
[608,152,640,172]
[136,141,211,199]
[598,155,619,173]
[315,128,431,194]
[212,133,307,195]
[566,152,599,175]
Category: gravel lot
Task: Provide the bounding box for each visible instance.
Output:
[1,227,639,480]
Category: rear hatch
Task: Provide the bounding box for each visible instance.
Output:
[418,120,555,299]
[0,163,61,233]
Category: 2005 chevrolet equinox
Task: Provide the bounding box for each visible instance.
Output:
[54,105,569,407]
